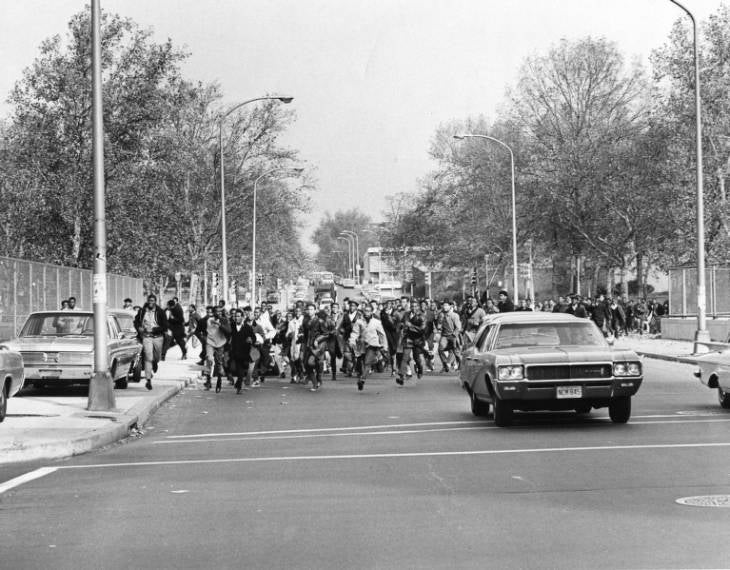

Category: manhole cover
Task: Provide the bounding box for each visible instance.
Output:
[675,495,730,507]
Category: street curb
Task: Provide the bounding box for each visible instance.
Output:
[0,376,194,465]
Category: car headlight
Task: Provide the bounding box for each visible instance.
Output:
[498,365,524,380]
[613,362,642,376]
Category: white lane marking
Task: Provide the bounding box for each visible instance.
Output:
[0,467,58,495]
[153,418,730,445]
[57,442,730,470]
[164,420,491,439]
[154,426,492,444]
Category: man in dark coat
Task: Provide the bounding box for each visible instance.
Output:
[566,294,588,319]
[496,290,515,313]
[162,299,187,361]
[229,308,255,393]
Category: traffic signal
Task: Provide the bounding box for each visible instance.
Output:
[212,272,219,289]
[256,273,264,286]
[471,268,477,285]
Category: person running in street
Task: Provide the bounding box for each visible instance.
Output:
[340,300,361,377]
[463,295,487,345]
[398,299,426,385]
[353,303,387,391]
[301,304,334,391]
[203,305,231,393]
[438,299,462,373]
[162,298,187,360]
[329,302,344,381]
[229,308,255,394]
[134,294,169,391]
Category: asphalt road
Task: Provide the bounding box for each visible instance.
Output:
[1,359,729,569]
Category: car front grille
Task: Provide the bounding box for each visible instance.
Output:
[527,364,612,381]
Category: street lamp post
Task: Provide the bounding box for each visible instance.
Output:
[88,0,114,410]
[339,233,355,279]
[454,133,519,300]
[342,230,360,284]
[668,0,709,350]
[219,95,293,304]
[337,237,352,278]
[252,167,303,306]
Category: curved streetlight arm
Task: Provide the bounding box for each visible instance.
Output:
[453,133,519,299]
[338,233,355,279]
[667,0,707,346]
[341,230,360,284]
[218,95,294,304]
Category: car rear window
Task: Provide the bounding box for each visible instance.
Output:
[494,322,606,349]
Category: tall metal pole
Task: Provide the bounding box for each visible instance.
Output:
[339,234,354,279]
[668,0,709,349]
[337,237,351,278]
[454,134,519,299]
[219,123,228,306]
[343,230,359,284]
[218,96,293,305]
[88,0,115,410]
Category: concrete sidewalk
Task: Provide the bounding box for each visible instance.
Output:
[0,357,200,464]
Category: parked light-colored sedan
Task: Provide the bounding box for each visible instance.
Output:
[693,351,730,409]
[0,345,24,422]
[459,313,643,426]
[3,311,141,390]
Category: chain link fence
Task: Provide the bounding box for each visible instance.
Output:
[0,256,144,340]
[668,266,730,317]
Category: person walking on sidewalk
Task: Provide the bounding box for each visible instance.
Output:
[203,305,231,393]
[134,294,169,390]
[353,303,387,392]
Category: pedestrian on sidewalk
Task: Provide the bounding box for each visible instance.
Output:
[134,294,169,390]
[162,299,187,360]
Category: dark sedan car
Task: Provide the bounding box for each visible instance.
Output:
[459,313,643,426]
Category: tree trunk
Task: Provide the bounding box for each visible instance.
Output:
[635,252,644,299]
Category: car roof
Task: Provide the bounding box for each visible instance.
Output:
[485,312,584,325]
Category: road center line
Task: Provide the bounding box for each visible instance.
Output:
[154,426,492,444]
[164,420,492,439]
[0,467,57,495]
[56,442,730,470]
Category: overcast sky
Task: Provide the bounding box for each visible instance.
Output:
[0,0,722,249]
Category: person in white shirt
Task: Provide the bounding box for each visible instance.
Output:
[353,304,387,392]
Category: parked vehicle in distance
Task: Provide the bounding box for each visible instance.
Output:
[340,278,356,288]
[693,351,730,409]
[374,280,402,292]
[3,311,142,391]
[0,345,25,422]
[460,313,643,426]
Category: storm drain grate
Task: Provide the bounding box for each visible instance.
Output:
[675,495,730,507]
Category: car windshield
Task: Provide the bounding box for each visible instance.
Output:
[20,314,95,337]
[494,322,607,349]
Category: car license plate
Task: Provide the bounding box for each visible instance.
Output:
[556,386,582,399]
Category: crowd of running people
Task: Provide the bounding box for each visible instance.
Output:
[127,288,667,393]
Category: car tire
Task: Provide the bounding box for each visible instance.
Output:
[470,391,490,417]
[0,381,7,423]
[608,396,631,423]
[493,396,513,427]
[718,387,730,409]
